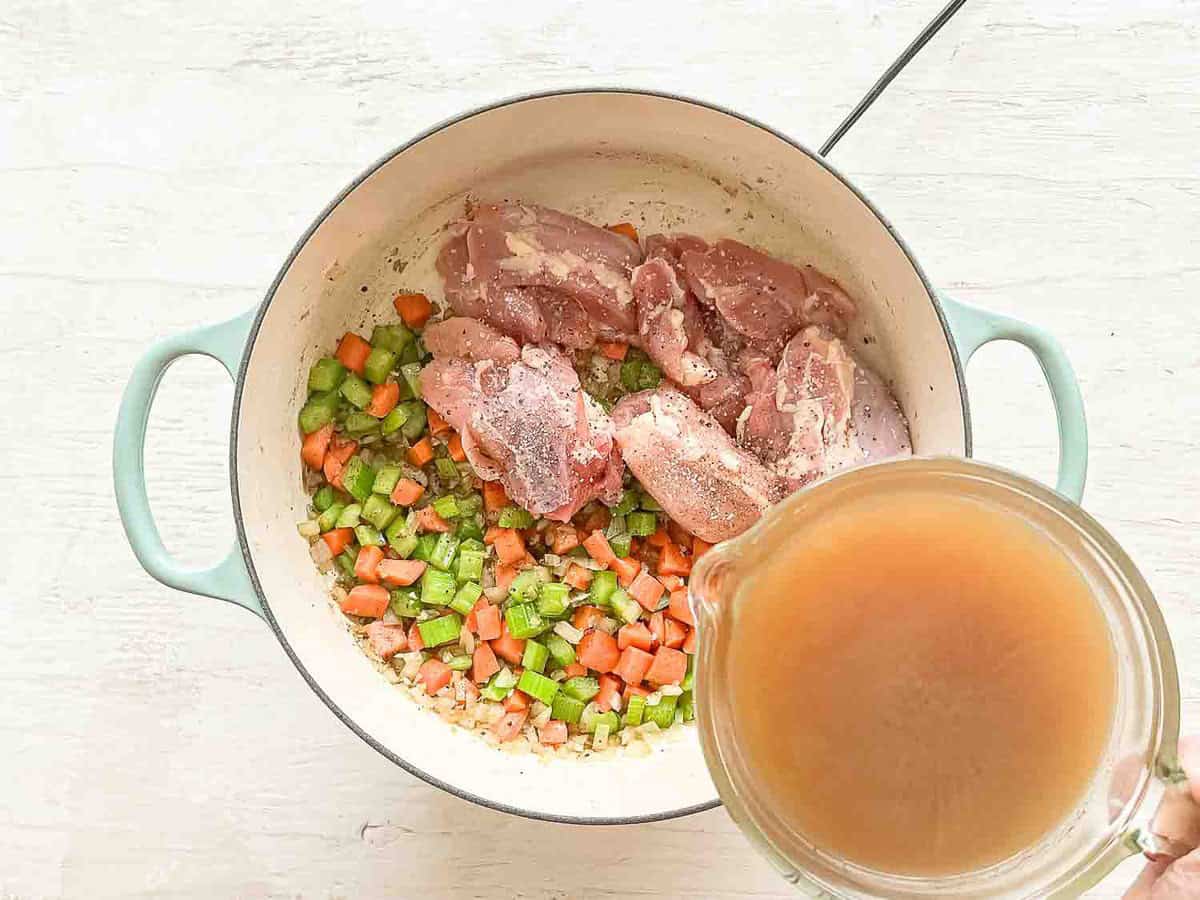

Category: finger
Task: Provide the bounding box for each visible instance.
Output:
[1178,735,1200,805]
[1124,859,1170,899]
[1148,847,1200,898]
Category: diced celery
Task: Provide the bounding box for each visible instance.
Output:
[318,502,346,532]
[563,676,599,702]
[497,506,534,529]
[582,707,620,735]
[398,340,421,366]
[681,655,696,691]
[412,532,439,563]
[363,347,397,384]
[446,654,472,671]
[339,373,373,409]
[639,491,663,512]
[517,669,560,705]
[434,457,459,483]
[341,457,376,502]
[390,587,423,618]
[535,582,570,619]
[551,692,585,724]
[636,362,662,390]
[312,485,335,513]
[371,323,413,354]
[504,603,544,639]
[298,389,339,433]
[481,668,517,702]
[449,581,483,616]
[372,464,403,496]
[521,640,549,674]
[619,360,643,392]
[645,694,678,729]
[385,516,417,556]
[459,537,486,553]
[456,493,483,517]
[399,402,427,441]
[623,693,647,727]
[456,517,485,543]
[308,356,347,393]
[337,548,357,577]
[429,532,461,572]
[361,494,398,530]
[508,570,544,604]
[627,510,658,537]
[420,568,457,606]
[606,515,626,539]
[588,570,618,608]
[417,612,463,647]
[609,533,632,558]
[344,411,381,435]
[455,548,485,583]
[610,489,639,517]
[400,362,422,398]
[380,404,410,436]
[335,503,362,529]
[432,495,460,519]
[609,588,642,625]
[545,633,576,669]
[679,690,695,722]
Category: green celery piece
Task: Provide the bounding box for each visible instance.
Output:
[551,692,585,724]
[384,517,418,557]
[609,533,632,558]
[398,340,421,366]
[449,581,483,616]
[400,362,422,398]
[508,570,544,605]
[318,502,346,532]
[390,587,422,618]
[679,690,695,722]
[459,537,486,553]
[455,517,485,543]
[619,360,643,392]
[544,633,576,669]
[336,548,357,577]
[341,457,376,502]
[344,411,381,435]
[609,588,642,625]
[411,532,439,563]
[610,489,638,517]
[623,693,646,727]
[627,510,658,537]
[644,694,678,729]
[456,493,483,517]
[521,640,549,674]
[363,347,397,385]
[298,390,339,433]
[308,357,347,393]
[504,603,544,639]
[517,669,559,705]
[563,676,600,702]
[354,524,383,547]
[380,404,410,436]
[480,668,517,702]
[446,654,473,671]
[420,568,457,606]
[639,491,663,512]
[581,706,620,735]
[429,532,461,572]
[361,494,398,531]
[432,494,460,519]
[636,362,663,390]
[588,570,618,608]
[455,548,485,583]
[335,503,362,529]
[535,582,570,619]
[681,655,696,691]
[339,373,373,409]
[371,323,413,354]
[372,464,403,496]
[497,506,534,529]
[399,402,427,441]
[417,612,463,647]
[312,485,335,513]
[434,457,459,484]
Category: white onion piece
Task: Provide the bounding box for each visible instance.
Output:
[553,621,583,644]
[297,519,321,538]
[659,683,683,697]
[310,539,334,566]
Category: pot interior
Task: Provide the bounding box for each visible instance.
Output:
[233,91,967,821]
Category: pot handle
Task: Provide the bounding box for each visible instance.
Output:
[113,309,264,618]
[939,294,1088,502]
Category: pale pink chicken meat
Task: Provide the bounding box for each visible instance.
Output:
[422,316,519,364]
[436,229,548,344]
[612,387,783,542]
[738,326,910,491]
[420,325,623,521]
[631,257,719,387]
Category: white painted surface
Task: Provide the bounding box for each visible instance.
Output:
[1,1,1196,897]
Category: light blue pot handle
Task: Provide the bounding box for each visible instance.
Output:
[940,294,1088,502]
[113,309,264,618]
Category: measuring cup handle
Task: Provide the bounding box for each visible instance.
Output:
[1134,740,1200,861]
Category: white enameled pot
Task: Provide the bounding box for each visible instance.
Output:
[114,89,1087,824]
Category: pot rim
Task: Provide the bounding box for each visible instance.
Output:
[228,86,972,825]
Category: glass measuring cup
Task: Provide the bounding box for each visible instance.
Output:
[691,457,1198,898]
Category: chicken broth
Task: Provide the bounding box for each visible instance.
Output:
[726,484,1115,876]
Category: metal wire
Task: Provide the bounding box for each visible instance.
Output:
[819,0,968,156]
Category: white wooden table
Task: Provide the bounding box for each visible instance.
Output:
[3,1,1197,896]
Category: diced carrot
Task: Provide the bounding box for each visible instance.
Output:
[472,642,500,684]
[645,646,687,686]
[407,620,425,651]
[664,617,688,650]
[465,596,485,632]
[667,520,693,549]
[597,340,629,361]
[483,525,502,544]
[563,662,588,678]
[340,584,390,618]
[613,647,654,686]
[645,527,671,548]
[610,555,641,587]
[335,332,372,375]
[475,602,502,641]
[323,437,357,489]
[390,477,425,507]
[406,436,435,467]
[539,720,568,745]
[648,611,667,648]
[583,530,616,567]
[549,524,580,555]
[572,605,605,631]
[482,479,510,512]
[668,588,694,626]
[519,550,538,571]
[659,574,684,592]
[563,563,592,592]
[606,221,639,243]
[658,542,692,577]
[683,624,698,654]
[503,689,531,713]
[301,423,334,470]
[576,629,620,674]
[447,432,466,462]
[494,562,519,593]
[321,527,354,556]
[365,621,408,660]
[492,709,528,742]
[582,506,611,533]
[693,536,714,560]
[354,545,384,583]
[629,570,666,611]
[377,558,427,587]
[490,622,526,666]
[416,658,452,694]
[596,674,624,712]
[492,529,526,565]
[617,622,654,652]
[394,292,433,329]
[427,407,451,436]
[365,381,400,418]
[414,505,453,533]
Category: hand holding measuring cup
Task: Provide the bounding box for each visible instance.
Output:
[1124,737,1200,899]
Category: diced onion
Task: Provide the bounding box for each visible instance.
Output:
[596,617,618,635]
[460,626,475,654]
[484,586,507,603]
[645,690,663,706]
[659,684,683,697]
[382,608,402,626]
[331,586,349,606]
[541,553,562,568]
[593,723,611,750]
[553,621,584,644]
[297,519,321,538]
[310,539,334,567]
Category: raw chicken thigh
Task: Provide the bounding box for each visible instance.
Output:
[420,319,624,521]
[612,387,782,542]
